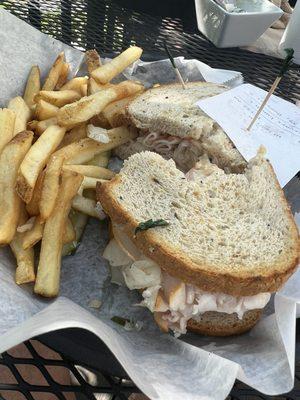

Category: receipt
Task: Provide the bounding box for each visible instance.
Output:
[196,83,300,187]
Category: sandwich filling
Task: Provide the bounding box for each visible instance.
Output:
[135,131,203,172]
[103,227,271,336]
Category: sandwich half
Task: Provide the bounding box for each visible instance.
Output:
[115,82,246,173]
[97,151,299,337]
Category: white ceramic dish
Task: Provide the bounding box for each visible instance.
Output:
[194,0,283,48]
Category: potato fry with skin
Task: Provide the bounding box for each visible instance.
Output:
[63,164,115,179]
[0,109,16,154]
[42,52,65,91]
[86,49,101,75]
[60,76,89,92]
[27,120,38,132]
[78,176,107,195]
[10,204,35,285]
[39,154,65,221]
[92,46,142,84]
[57,124,87,149]
[16,125,66,203]
[34,171,83,297]
[23,65,41,109]
[35,90,81,107]
[89,113,111,129]
[72,194,100,219]
[26,171,45,216]
[35,100,58,121]
[35,117,58,136]
[57,81,143,127]
[22,215,44,250]
[0,132,33,245]
[8,97,31,135]
[55,63,70,89]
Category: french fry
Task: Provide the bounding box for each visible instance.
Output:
[87,78,111,95]
[0,132,33,244]
[57,124,87,149]
[65,217,76,243]
[86,49,101,75]
[66,126,136,164]
[0,108,16,154]
[78,176,106,195]
[72,194,100,219]
[82,188,96,200]
[60,76,89,92]
[8,97,31,135]
[40,127,134,221]
[101,94,138,127]
[23,65,41,109]
[16,125,66,203]
[91,46,142,84]
[22,215,44,250]
[63,164,115,179]
[57,81,143,126]
[35,100,58,121]
[26,171,45,216]
[80,84,88,97]
[42,52,65,91]
[39,155,66,221]
[35,117,58,136]
[86,151,110,167]
[89,113,111,129]
[27,120,38,132]
[35,90,81,107]
[62,210,88,256]
[55,63,70,89]
[10,204,35,285]
[34,171,83,297]
[22,216,75,250]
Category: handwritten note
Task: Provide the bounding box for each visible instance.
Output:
[196,83,300,187]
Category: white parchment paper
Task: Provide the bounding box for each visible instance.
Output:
[0,8,299,400]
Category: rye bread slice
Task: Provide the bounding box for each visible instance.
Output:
[97,151,299,297]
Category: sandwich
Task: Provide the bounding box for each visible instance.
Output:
[97,151,299,337]
[115,82,246,173]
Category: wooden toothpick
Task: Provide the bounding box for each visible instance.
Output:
[164,42,187,89]
[247,48,294,131]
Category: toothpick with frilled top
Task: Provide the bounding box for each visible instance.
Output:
[164,42,187,89]
[247,48,294,131]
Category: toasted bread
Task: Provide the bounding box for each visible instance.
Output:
[97,151,299,297]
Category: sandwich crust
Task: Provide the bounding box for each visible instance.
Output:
[187,310,262,336]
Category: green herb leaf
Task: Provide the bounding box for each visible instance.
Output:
[135,219,169,235]
[111,316,129,326]
[163,41,176,69]
[279,48,294,77]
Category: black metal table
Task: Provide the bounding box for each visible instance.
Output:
[0,1,299,399]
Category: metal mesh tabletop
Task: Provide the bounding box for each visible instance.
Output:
[1,0,300,102]
[0,1,299,399]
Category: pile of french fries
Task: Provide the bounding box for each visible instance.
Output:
[0,46,144,298]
